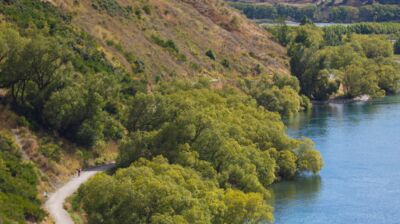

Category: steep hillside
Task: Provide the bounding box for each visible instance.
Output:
[48,0,289,83]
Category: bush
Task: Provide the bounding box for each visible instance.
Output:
[255,86,301,116]
[221,58,230,68]
[133,60,145,73]
[78,156,273,224]
[395,38,400,55]
[16,116,30,127]
[142,4,151,15]
[206,49,216,60]
[39,143,61,161]
[0,131,44,223]
[91,0,131,17]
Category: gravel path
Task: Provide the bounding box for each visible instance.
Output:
[45,164,115,224]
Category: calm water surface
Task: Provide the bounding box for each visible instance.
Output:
[272,95,400,224]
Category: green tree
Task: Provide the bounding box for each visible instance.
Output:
[296,139,323,174]
[119,87,322,195]
[342,61,384,98]
[351,34,393,58]
[0,35,70,107]
[78,156,273,224]
[277,150,297,179]
[395,38,400,55]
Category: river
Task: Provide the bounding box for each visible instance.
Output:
[271,95,400,224]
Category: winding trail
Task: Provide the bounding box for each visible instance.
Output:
[45,163,115,224]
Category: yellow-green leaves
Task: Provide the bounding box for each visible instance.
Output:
[79,156,273,224]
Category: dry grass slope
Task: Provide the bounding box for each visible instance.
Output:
[48,0,289,85]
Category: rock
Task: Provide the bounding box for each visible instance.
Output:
[353,95,370,101]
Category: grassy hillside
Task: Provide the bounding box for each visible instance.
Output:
[47,0,289,83]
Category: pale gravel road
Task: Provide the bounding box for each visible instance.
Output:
[45,164,115,224]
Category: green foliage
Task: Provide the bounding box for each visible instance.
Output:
[394,38,400,55]
[152,35,179,53]
[142,5,151,15]
[285,25,400,99]
[205,49,216,60]
[240,74,308,116]
[151,35,186,61]
[0,33,71,107]
[0,0,115,74]
[118,87,323,196]
[342,60,385,97]
[231,2,400,23]
[39,142,61,161]
[42,73,126,147]
[78,156,273,224]
[255,86,301,116]
[0,2,326,222]
[133,60,145,73]
[269,20,291,46]
[296,139,324,174]
[16,116,31,127]
[0,8,133,147]
[351,35,393,58]
[0,131,44,223]
[91,0,131,17]
[276,150,297,179]
[221,58,230,69]
[323,23,400,37]
[230,2,317,22]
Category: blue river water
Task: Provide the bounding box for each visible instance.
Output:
[271,95,400,224]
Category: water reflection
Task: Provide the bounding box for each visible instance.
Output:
[270,175,322,204]
[285,99,388,139]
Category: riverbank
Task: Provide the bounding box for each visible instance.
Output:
[256,19,347,27]
[312,95,371,105]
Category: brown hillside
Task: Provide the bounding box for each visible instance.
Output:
[47,0,289,83]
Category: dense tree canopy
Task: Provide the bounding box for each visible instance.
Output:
[0,25,130,148]
[271,24,400,100]
[78,156,273,224]
[119,87,323,192]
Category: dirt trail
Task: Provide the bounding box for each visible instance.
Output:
[45,164,115,224]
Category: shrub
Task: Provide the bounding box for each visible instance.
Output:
[0,131,44,222]
[16,116,30,127]
[143,4,151,15]
[221,58,230,68]
[91,0,131,17]
[395,38,400,55]
[133,60,145,73]
[206,49,216,60]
